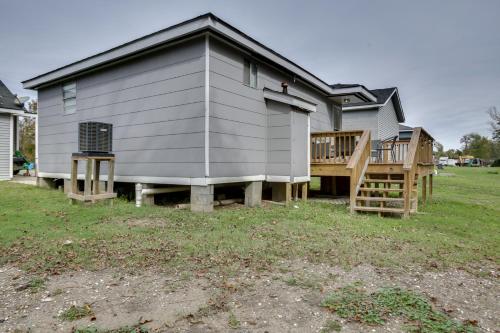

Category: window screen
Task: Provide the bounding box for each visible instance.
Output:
[63,82,76,114]
[244,59,258,88]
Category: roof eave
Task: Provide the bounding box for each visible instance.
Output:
[391,88,405,122]
[23,14,212,89]
[329,86,377,103]
[22,13,339,95]
[342,104,383,111]
[0,107,27,115]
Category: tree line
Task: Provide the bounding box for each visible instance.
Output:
[435,107,500,161]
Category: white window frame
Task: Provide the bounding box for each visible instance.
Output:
[243,59,258,88]
[62,81,76,115]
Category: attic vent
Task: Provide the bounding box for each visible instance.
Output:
[78,122,113,153]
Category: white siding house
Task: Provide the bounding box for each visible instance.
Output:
[0,80,28,180]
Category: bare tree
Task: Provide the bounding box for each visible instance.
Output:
[488,106,500,142]
[18,99,38,161]
[460,134,472,152]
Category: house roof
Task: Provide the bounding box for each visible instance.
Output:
[21,13,376,103]
[399,124,413,132]
[341,87,405,122]
[370,88,397,105]
[330,83,361,89]
[0,80,25,113]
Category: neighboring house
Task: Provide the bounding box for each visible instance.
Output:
[0,80,27,180]
[22,13,377,210]
[340,86,405,148]
[399,124,413,140]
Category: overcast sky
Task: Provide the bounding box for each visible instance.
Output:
[1,0,499,149]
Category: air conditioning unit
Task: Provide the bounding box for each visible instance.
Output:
[78,122,113,153]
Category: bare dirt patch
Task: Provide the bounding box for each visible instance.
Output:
[1,261,498,332]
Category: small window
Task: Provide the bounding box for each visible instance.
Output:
[243,59,258,88]
[62,82,76,114]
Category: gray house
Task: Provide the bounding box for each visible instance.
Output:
[22,13,377,211]
[0,80,27,180]
[340,86,405,147]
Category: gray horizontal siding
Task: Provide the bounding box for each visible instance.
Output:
[37,37,206,180]
[0,114,11,179]
[378,99,400,140]
[342,109,379,140]
[208,38,333,178]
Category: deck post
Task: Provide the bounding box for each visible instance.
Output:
[84,159,93,198]
[272,182,291,205]
[349,175,356,213]
[244,181,262,207]
[429,173,433,202]
[91,159,100,200]
[301,182,308,201]
[403,170,410,218]
[320,176,336,195]
[422,175,427,206]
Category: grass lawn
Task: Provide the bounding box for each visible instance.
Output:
[0,167,498,275]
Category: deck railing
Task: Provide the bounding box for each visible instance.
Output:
[402,127,434,217]
[310,130,364,164]
[378,130,433,164]
[379,140,410,163]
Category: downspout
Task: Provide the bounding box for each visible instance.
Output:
[204,32,210,178]
[35,114,39,177]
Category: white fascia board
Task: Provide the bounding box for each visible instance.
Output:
[329,86,377,102]
[0,108,27,116]
[266,175,291,182]
[37,172,267,186]
[381,89,397,107]
[342,104,383,111]
[38,173,311,185]
[263,90,317,112]
[292,176,310,183]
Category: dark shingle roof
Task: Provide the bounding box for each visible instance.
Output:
[0,80,24,111]
[369,87,397,104]
[330,83,361,89]
[341,86,405,122]
[341,87,396,107]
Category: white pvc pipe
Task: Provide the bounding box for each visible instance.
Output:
[141,186,189,195]
[135,184,190,207]
[135,183,143,207]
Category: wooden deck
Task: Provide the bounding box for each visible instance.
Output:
[310,128,435,217]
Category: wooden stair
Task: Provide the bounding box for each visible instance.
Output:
[352,172,418,217]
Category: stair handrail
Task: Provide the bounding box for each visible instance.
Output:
[403,127,422,170]
[402,127,422,217]
[346,130,371,170]
[346,130,371,213]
